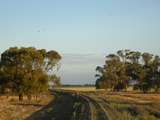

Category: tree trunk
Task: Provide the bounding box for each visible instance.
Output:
[35,95,38,101]
[19,94,23,101]
[27,94,32,101]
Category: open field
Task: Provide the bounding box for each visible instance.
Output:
[0,87,160,120]
[55,86,98,92]
[0,94,54,120]
[55,87,160,120]
[83,92,160,120]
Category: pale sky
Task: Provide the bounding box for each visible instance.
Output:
[59,54,104,84]
[0,0,160,84]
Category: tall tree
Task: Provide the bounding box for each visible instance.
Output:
[95,50,160,93]
[150,56,160,92]
[96,52,129,91]
[0,47,61,101]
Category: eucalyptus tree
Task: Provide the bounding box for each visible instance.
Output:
[150,56,160,92]
[96,52,129,91]
[126,51,142,81]
[95,50,160,93]
[127,51,141,64]
[142,53,153,66]
[0,47,61,101]
[137,53,153,92]
[117,49,130,63]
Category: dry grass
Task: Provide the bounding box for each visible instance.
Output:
[1,87,159,120]
[55,86,105,92]
[55,87,160,119]
[97,92,160,105]
[0,94,54,120]
[90,92,160,120]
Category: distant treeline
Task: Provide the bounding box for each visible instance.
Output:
[61,84,95,87]
[0,47,61,101]
[96,50,160,93]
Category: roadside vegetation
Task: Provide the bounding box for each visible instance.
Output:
[0,47,61,120]
[0,47,160,120]
[59,87,160,120]
[96,50,160,93]
[0,47,61,101]
[0,93,54,120]
[85,91,160,120]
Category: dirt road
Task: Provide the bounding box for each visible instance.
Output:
[25,91,160,120]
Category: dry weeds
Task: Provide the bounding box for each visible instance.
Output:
[0,94,54,120]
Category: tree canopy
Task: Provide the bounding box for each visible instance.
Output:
[0,47,61,101]
[96,50,160,93]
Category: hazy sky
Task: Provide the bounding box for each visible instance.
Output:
[59,54,104,84]
[0,0,160,84]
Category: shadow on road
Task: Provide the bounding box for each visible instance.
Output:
[25,93,76,120]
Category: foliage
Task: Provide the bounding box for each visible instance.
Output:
[96,50,160,92]
[0,47,61,100]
